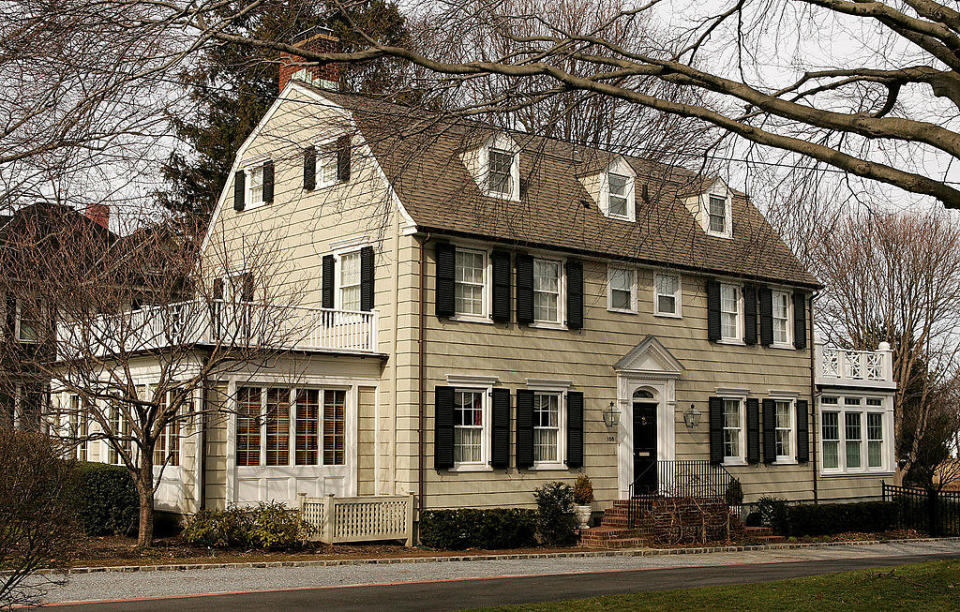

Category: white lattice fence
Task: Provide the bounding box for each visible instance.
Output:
[299,493,414,546]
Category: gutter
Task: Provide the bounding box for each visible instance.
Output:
[809,291,819,504]
[198,371,208,511]
[417,235,429,525]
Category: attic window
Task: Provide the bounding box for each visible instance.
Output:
[708,196,726,234]
[601,165,635,221]
[608,173,630,218]
[487,148,514,196]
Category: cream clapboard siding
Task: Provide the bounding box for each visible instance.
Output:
[357,385,377,495]
[203,384,230,510]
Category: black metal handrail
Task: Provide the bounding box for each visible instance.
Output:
[626,460,740,527]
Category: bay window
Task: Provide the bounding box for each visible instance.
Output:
[819,395,892,474]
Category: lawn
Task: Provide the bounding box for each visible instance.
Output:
[481,560,960,611]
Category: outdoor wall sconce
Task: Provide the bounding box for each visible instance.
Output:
[683,403,701,429]
[603,401,620,428]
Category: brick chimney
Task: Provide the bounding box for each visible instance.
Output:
[83,203,109,230]
[278,27,341,92]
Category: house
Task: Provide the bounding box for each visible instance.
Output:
[50,38,898,532]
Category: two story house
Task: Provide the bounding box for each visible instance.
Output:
[53,66,898,527]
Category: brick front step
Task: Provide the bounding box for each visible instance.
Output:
[744,526,775,537]
[584,537,647,549]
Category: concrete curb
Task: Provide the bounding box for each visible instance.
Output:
[32,536,960,576]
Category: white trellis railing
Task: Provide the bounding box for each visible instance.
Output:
[815,341,895,389]
[299,493,415,546]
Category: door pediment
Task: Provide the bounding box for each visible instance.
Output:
[614,335,683,378]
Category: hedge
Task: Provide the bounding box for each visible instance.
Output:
[71,461,139,536]
[419,508,537,550]
[772,501,898,537]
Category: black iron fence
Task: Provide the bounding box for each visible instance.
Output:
[882,482,960,537]
[626,460,740,527]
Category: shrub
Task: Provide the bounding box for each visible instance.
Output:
[71,462,138,537]
[573,475,594,505]
[181,503,310,550]
[419,508,537,550]
[755,497,789,535]
[724,480,744,507]
[784,501,898,537]
[534,482,578,546]
[744,511,763,527]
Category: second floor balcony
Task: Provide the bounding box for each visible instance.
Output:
[56,300,380,360]
[815,340,895,390]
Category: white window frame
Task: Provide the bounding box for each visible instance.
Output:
[705,191,733,239]
[480,134,520,201]
[531,390,565,470]
[604,171,635,221]
[772,397,797,465]
[453,247,491,322]
[450,387,492,472]
[316,138,340,189]
[337,250,362,312]
[771,289,793,348]
[15,298,41,344]
[721,396,747,466]
[653,272,682,318]
[818,395,894,476]
[719,283,743,344]
[607,266,637,314]
[244,160,268,211]
[531,257,565,328]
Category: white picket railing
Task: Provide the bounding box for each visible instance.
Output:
[299,493,415,546]
[56,300,379,358]
[815,341,895,389]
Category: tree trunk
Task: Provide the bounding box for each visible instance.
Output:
[135,459,155,548]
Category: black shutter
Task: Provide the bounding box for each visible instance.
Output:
[336,135,351,182]
[516,253,534,325]
[491,250,511,323]
[706,279,721,342]
[566,259,584,330]
[212,278,224,301]
[566,391,584,468]
[516,389,534,468]
[796,399,810,463]
[743,285,758,345]
[303,146,317,191]
[793,292,807,349]
[233,170,245,212]
[762,398,776,464]
[435,242,455,318]
[709,396,723,465]
[434,386,454,470]
[746,397,760,464]
[240,272,255,302]
[262,161,274,204]
[491,388,510,468]
[759,286,773,346]
[5,294,16,339]
[321,255,335,309]
[360,246,375,311]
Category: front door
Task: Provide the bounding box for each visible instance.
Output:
[632,401,658,495]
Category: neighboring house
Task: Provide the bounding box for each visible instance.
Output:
[51,64,897,522]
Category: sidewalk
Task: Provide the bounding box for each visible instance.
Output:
[39,539,960,605]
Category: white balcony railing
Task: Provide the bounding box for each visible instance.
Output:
[56,300,379,358]
[815,341,895,389]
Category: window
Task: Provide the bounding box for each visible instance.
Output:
[339,251,361,311]
[772,290,791,345]
[654,273,681,317]
[107,404,121,465]
[453,389,484,464]
[295,389,319,465]
[487,148,514,196]
[455,249,486,316]
[867,412,883,468]
[845,412,862,469]
[265,388,290,466]
[16,299,41,343]
[607,173,630,218]
[708,196,727,234]
[820,395,890,474]
[318,141,338,187]
[69,395,89,462]
[821,411,840,469]
[774,400,793,461]
[533,392,560,464]
[153,393,181,468]
[247,165,264,207]
[608,267,635,312]
[722,399,743,462]
[720,284,740,341]
[237,387,261,467]
[533,259,561,323]
[322,389,346,465]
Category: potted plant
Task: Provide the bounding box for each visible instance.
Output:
[572,474,594,529]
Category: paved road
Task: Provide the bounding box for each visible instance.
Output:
[38,541,960,611]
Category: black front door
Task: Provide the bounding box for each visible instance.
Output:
[633,401,658,494]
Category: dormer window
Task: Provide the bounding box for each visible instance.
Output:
[487,148,514,196]
[597,158,635,221]
[608,173,630,218]
[708,195,727,234]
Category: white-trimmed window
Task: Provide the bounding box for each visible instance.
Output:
[720,283,741,341]
[318,140,339,188]
[106,402,130,466]
[772,290,791,345]
[453,389,485,465]
[607,173,630,219]
[153,392,181,468]
[774,399,794,462]
[247,164,265,208]
[455,249,487,317]
[708,195,727,234]
[533,259,562,324]
[654,273,681,317]
[533,392,562,464]
[339,251,361,311]
[608,267,636,312]
[15,299,41,344]
[722,398,744,463]
[819,395,892,474]
[487,148,514,196]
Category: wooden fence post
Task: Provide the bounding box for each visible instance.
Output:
[405,492,415,547]
[323,494,336,544]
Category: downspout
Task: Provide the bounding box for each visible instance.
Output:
[418,235,429,518]
[808,292,819,504]
[198,369,209,511]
